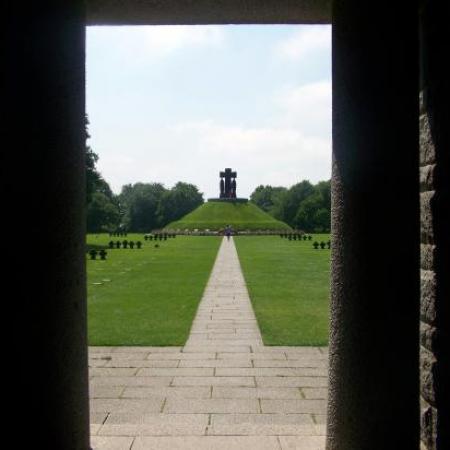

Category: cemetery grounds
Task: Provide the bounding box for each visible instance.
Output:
[87,234,330,346]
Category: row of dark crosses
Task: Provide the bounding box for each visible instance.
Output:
[313,241,331,249]
[89,249,107,260]
[144,233,176,241]
[108,241,142,249]
[109,232,128,237]
[281,233,313,241]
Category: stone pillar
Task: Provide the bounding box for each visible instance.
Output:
[3,2,89,449]
[419,1,450,449]
[327,2,420,449]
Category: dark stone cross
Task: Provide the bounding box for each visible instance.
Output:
[220,168,237,199]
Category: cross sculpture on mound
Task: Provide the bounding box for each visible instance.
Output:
[219,168,237,199]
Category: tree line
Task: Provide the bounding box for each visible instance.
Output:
[87,178,204,233]
[250,179,331,232]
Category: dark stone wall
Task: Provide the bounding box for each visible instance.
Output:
[87,0,331,25]
[327,1,420,448]
[419,1,450,449]
[3,1,90,449]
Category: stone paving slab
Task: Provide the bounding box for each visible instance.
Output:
[104,360,180,368]
[136,367,214,377]
[90,376,173,387]
[215,367,328,377]
[131,436,282,450]
[256,377,329,388]
[91,436,134,450]
[90,386,125,399]
[90,237,328,449]
[171,376,256,387]
[279,436,327,449]
[146,352,217,360]
[178,359,253,368]
[90,398,164,414]
[99,413,209,436]
[261,399,327,414]
[209,413,321,436]
[164,398,260,414]
[211,387,304,399]
[122,387,211,399]
[217,352,288,360]
[253,359,327,368]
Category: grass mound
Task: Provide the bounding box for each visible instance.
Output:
[166,201,291,231]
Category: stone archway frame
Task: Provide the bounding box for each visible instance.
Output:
[7,1,421,449]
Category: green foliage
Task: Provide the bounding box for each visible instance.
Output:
[157,182,204,224]
[87,234,221,345]
[85,114,121,232]
[250,179,331,232]
[280,180,315,226]
[119,182,167,232]
[86,176,121,233]
[294,195,323,231]
[85,115,106,205]
[167,201,291,231]
[117,182,204,232]
[86,145,101,204]
[95,177,115,200]
[250,185,287,218]
[235,235,330,346]
[87,192,121,233]
[293,181,330,232]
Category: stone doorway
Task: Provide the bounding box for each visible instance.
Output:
[6,1,448,449]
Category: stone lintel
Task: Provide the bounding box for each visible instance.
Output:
[87,0,332,25]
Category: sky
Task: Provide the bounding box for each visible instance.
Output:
[86,25,331,199]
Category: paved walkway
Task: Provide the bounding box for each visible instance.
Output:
[89,237,328,450]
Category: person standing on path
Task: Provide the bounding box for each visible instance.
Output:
[225,224,232,241]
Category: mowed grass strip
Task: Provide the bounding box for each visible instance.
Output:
[234,235,330,346]
[87,234,221,346]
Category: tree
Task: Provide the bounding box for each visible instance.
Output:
[85,115,102,204]
[119,183,167,232]
[158,182,204,226]
[315,180,331,212]
[84,115,121,232]
[314,207,331,232]
[250,185,287,216]
[249,179,331,232]
[87,192,121,232]
[94,177,115,201]
[293,180,331,232]
[279,180,315,226]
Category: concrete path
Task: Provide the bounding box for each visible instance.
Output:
[90,237,328,450]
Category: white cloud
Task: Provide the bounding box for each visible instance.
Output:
[174,121,324,158]
[95,119,331,198]
[274,80,332,137]
[93,78,332,197]
[88,26,332,197]
[88,26,226,61]
[141,26,225,55]
[274,26,331,61]
[169,120,331,196]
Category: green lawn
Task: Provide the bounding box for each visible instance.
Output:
[87,234,221,346]
[167,201,291,231]
[234,235,330,346]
